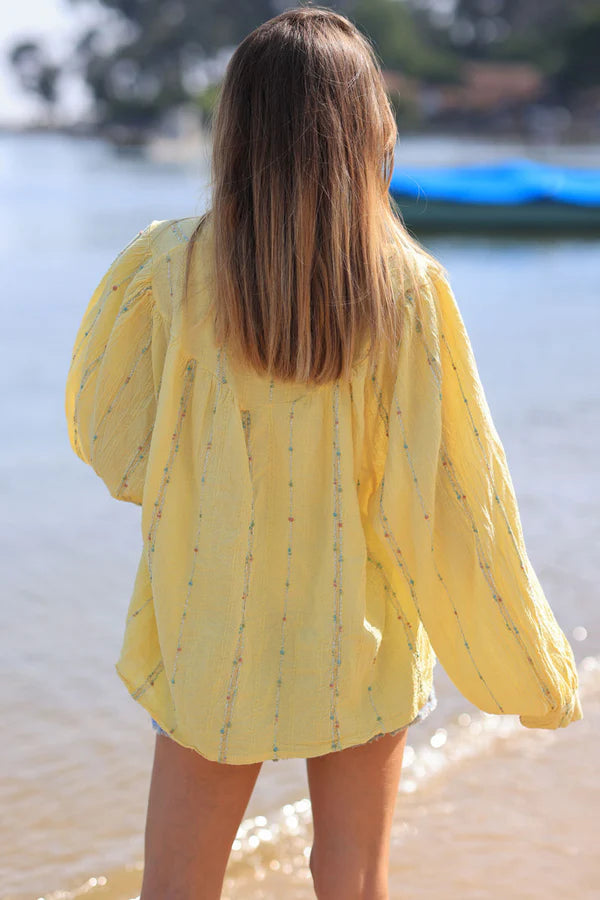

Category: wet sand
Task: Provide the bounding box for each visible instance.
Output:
[28,656,598,900]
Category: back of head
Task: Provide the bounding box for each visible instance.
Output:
[185,5,438,385]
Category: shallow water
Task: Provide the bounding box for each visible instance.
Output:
[1,131,598,899]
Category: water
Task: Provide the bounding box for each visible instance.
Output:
[1,131,598,899]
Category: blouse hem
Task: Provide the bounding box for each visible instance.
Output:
[115,660,437,765]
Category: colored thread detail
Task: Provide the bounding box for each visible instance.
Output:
[117,284,152,318]
[171,221,190,243]
[131,660,164,700]
[72,350,107,454]
[366,683,385,733]
[171,350,226,686]
[371,373,390,436]
[218,396,256,761]
[166,255,174,301]
[329,382,344,750]
[406,293,442,399]
[90,338,152,464]
[146,360,196,584]
[375,370,505,713]
[117,425,154,498]
[439,329,529,573]
[126,594,153,624]
[366,553,428,702]
[272,400,297,758]
[414,301,555,712]
[70,257,151,364]
[441,446,556,710]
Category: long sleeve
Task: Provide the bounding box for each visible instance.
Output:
[65,221,168,505]
[377,265,582,730]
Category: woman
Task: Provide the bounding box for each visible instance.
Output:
[64,7,582,899]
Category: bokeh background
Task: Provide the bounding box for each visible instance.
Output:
[2,0,600,141]
[1,2,599,899]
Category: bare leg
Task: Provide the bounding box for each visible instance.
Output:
[306,728,409,900]
[140,733,263,900]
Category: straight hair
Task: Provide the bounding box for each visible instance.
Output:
[184,5,441,385]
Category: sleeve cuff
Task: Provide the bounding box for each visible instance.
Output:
[519,689,583,730]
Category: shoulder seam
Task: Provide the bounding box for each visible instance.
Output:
[146,218,175,250]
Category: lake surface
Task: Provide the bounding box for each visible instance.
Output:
[0,131,598,900]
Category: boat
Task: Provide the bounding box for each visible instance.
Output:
[389,158,600,234]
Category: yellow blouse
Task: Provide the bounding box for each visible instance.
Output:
[65,214,583,764]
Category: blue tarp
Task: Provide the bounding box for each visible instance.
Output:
[389,158,600,207]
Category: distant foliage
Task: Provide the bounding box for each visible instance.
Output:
[9,41,61,123]
[554,9,600,97]
[5,0,600,133]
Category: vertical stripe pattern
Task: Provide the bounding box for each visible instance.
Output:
[146,360,196,584]
[272,400,297,759]
[413,308,556,711]
[329,382,344,750]
[170,350,226,685]
[117,425,154,497]
[367,553,428,702]
[218,403,256,762]
[90,339,152,464]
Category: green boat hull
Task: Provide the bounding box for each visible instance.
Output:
[390,194,600,235]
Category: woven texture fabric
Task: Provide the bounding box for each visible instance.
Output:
[65,215,582,764]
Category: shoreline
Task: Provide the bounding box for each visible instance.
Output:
[1,117,599,150]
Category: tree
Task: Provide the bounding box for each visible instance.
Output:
[9,41,61,125]
[351,0,460,83]
[554,9,600,98]
[9,0,598,136]
[438,0,575,58]
[66,0,281,130]
[52,0,462,132]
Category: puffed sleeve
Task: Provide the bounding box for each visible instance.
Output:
[65,221,168,505]
[379,265,582,730]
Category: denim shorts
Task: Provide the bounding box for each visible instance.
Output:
[150,681,437,745]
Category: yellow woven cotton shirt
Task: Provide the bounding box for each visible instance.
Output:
[65,215,583,764]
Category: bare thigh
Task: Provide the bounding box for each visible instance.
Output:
[140,733,263,900]
[306,728,409,900]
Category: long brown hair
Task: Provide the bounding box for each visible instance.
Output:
[184,5,439,385]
